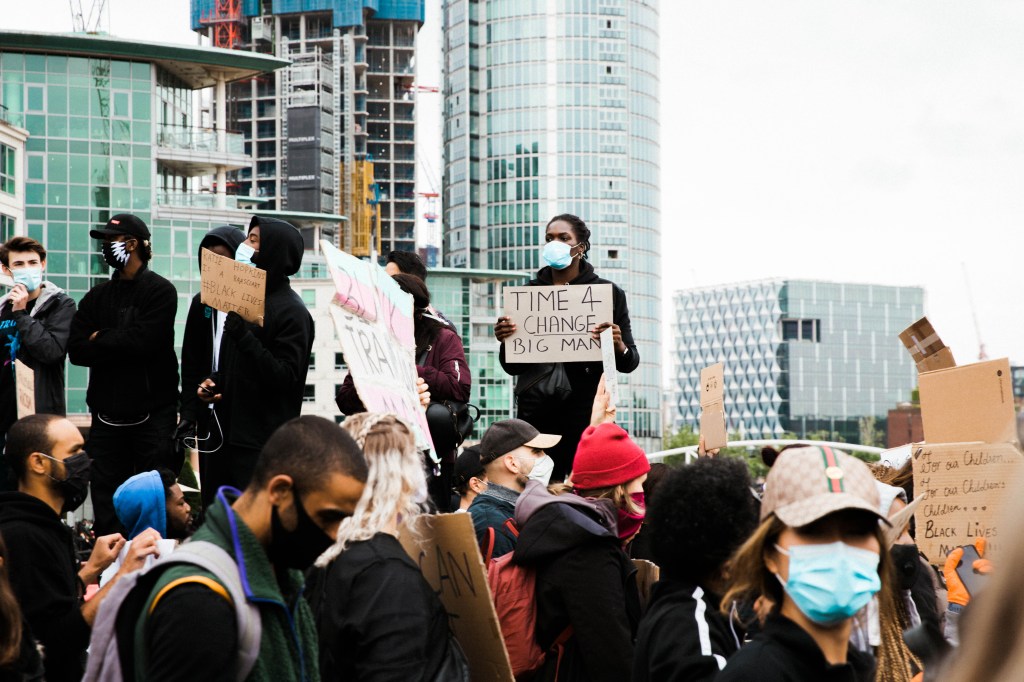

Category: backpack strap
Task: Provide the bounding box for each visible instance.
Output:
[158,541,263,682]
[552,626,574,680]
[503,518,519,538]
[483,527,496,564]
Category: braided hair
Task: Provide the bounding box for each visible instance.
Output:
[547,213,592,259]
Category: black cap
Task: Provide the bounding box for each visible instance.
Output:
[90,213,151,241]
[479,419,561,465]
[454,446,485,488]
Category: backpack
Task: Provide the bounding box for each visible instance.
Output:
[485,530,572,680]
[83,541,262,682]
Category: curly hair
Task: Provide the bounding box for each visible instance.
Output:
[648,458,758,584]
[317,413,429,566]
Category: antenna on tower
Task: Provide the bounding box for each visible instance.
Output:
[69,0,107,33]
[961,262,988,361]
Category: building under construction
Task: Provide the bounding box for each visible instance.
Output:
[190,0,424,255]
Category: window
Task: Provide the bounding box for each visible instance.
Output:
[0,144,15,195]
[781,318,820,342]
[301,289,316,306]
[308,352,316,371]
[334,352,346,370]
[303,384,316,403]
[0,214,15,242]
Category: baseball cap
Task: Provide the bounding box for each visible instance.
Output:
[479,419,560,465]
[760,445,887,527]
[90,214,152,241]
[454,446,485,488]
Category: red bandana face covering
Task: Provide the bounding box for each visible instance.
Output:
[617,492,646,542]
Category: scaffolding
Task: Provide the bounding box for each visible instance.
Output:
[199,0,245,49]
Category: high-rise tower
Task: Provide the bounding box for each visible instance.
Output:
[442,0,662,450]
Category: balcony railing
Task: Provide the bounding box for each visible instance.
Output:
[157,191,243,210]
[157,124,245,156]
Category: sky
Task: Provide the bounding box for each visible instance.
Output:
[7,0,1023,375]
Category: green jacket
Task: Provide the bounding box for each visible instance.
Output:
[135,489,321,682]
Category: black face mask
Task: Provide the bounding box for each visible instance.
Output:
[41,452,91,514]
[267,492,334,570]
[101,240,131,271]
[890,543,922,591]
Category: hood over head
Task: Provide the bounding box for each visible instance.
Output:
[512,480,618,564]
[113,470,166,539]
[249,215,304,289]
[197,225,247,269]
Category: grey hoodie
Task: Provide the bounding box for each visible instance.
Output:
[0,281,76,417]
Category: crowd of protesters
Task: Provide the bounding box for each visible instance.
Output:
[0,212,1017,682]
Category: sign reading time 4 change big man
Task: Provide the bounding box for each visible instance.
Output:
[502,284,613,363]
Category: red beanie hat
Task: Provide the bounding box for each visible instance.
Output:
[571,423,651,490]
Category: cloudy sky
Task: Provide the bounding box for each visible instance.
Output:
[8,0,1023,373]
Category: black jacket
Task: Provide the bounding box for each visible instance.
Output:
[309,533,456,682]
[0,282,76,416]
[209,216,313,450]
[0,492,90,682]
[716,614,875,682]
[512,483,640,682]
[179,226,247,424]
[632,579,740,682]
[68,265,179,416]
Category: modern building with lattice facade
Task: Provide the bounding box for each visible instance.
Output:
[671,279,924,443]
[442,0,662,452]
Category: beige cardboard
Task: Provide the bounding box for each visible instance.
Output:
[200,249,267,326]
[918,358,1017,445]
[502,284,613,363]
[14,359,33,419]
[399,513,514,682]
[699,363,727,450]
[600,327,618,409]
[899,317,956,372]
[632,559,660,614]
[912,442,1023,565]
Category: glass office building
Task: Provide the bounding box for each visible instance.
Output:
[671,279,924,442]
[442,0,662,451]
[0,31,288,419]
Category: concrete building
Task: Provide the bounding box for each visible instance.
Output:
[441,0,662,451]
[671,279,924,443]
[190,0,425,256]
[0,108,28,242]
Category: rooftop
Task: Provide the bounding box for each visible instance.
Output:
[0,31,289,88]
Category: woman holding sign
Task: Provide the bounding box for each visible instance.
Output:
[494,214,639,481]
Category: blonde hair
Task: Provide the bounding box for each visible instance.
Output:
[316,413,427,566]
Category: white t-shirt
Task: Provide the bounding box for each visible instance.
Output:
[99,538,178,585]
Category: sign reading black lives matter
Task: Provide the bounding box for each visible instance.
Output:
[502,284,613,363]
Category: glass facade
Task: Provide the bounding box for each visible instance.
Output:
[672,280,924,443]
[443,0,662,450]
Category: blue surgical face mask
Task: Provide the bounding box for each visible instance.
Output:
[542,241,575,270]
[235,242,257,266]
[775,541,881,626]
[12,266,43,293]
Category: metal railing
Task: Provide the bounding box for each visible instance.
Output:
[156,191,242,210]
[647,439,886,464]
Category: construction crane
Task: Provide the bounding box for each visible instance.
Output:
[69,0,107,33]
[961,263,988,361]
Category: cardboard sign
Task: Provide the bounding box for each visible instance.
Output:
[699,362,727,450]
[899,317,955,373]
[600,327,618,409]
[632,559,660,614]
[912,442,1023,565]
[14,359,34,418]
[918,358,1017,445]
[321,241,433,457]
[502,284,613,363]
[200,249,267,326]
[399,513,514,682]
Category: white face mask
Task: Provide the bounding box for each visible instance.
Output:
[528,455,555,486]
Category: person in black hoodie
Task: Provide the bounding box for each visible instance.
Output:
[174,225,246,480]
[195,216,314,507]
[0,414,158,682]
[0,236,77,492]
[68,214,179,535]
[632,458,759,682]
[511,403,650,682]
[494,214,639,481]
